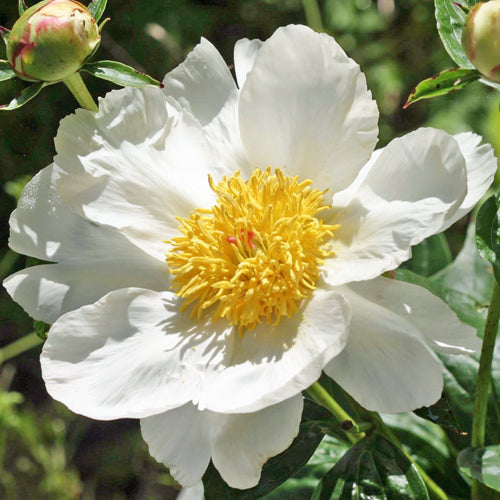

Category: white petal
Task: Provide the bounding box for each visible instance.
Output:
[4,257,167,324]
[42,285,350,418]
[202,93,253,180]
[324,285,444,413]
[201,286,351,413]
[211,395,303,489]
[238,24,378,193]
[234,38,263,89]
[54,87,216,260]
[439,132,497,231]
[141,395,303,489]
[323,128,468,286]
[163,38,237,125]
[5,164,168,323]
[346,276,480,354]
[141,404,215,487]
[41,289,233,420]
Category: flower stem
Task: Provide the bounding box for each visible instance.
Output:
[307,381,360,443]
[63,72,98,112]
[471,279,500,500]
[369,413,449,500]
[0,332,43,366]
[302,0,325,33]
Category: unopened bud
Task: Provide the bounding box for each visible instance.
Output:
[6,0,100,82]
[462,0,500,82]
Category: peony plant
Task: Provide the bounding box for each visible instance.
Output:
[3,24,497,491]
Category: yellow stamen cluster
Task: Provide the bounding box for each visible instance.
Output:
[166,168,339,332]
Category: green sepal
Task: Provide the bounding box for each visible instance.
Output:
[18,0,27,16]
[404,68,480,108]
[476,193,500,284]
[98,17,110,33]
[33,320,50,341]
[458,445,500,492]
[202,399,330,499]
[0,60,16,82]
[0,27,10,46]
[81,60,162,88]
[312,433,429,500]
[87,0,108,23]
[0,82,47,111]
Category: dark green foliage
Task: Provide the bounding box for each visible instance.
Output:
[311,434,429,500]
[458,445,500,492]
[476,193,500,283]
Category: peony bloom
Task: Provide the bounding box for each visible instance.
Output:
[4,25,497,488]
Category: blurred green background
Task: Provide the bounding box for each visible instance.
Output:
[0,0,498,498]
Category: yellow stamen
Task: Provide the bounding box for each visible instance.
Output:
[166,168,339,333]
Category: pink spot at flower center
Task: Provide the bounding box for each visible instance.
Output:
[226,229,256,250]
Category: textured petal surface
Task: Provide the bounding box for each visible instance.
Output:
[4,259,168,324]
[347,276,480,354]
[5,165,167,323]
[41,289,231,420]
[439,132,497,231]
[202,93,252,180]
[323,128,468,286]
[324,284,444,413]
[239,24,379,193]
[201,286,351,413]
[234,37,263,89]
[141,395,303,489]
[54,87,216,260]
[163,38,237,125]
[42,287,350,418]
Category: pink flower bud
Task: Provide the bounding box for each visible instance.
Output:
[462,0,500,82]
[6,0,100,82]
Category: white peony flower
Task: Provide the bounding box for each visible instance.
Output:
[4,24,497,488]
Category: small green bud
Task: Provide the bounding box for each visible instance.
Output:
[462,0,500,82]
[6,0,100,82]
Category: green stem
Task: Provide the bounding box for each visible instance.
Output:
[0,332,43,366]
[369,413,448,500]
[307,382,360,443]
[63,72,98,112]
[302,0,325,32]
[471,280,500,500]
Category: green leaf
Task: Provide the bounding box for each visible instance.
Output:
[312,433,429,500]
[433,221,494,306]
[404,68,480,108]
[435,0,476,68]
[81,61,162,88]
[0,82,47,111]
[264,435,350,499]
[383,413,458,485]
[407,233,453,277]
[0,60,16,82]
[476,193,500,284]
[414,392,465,435]
[87,0,108,23]
[202,399,330,499]
[458,445,500,491]
[18,0,27,16]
